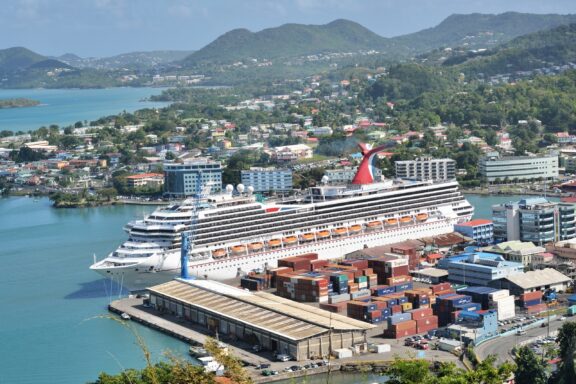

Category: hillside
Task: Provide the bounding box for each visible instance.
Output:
[393,12,576,54]
[0,47,53,73]
[181,19,397,65]
[58,50,195,70]
[451,23,576,78]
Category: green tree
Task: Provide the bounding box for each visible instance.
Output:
[551,322,576,384]
[514,346,548,384]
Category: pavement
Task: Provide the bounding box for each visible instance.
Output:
[475,317,570,364]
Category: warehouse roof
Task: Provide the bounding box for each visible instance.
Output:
[415,268,449,278]
[148,279,374,342]
[486,240,545,255]
[502,268,571,289]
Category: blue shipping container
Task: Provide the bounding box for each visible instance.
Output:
[523,299,542,307]
[388,313,412,325]
[397,297,408,304]
[394,282,413,292]
[455,302,481,312]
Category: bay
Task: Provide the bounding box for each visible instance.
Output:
[0,197,188,384]
[0,88,170,132]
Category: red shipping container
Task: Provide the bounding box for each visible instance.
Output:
[340,259,369,269]
[416,316,438,328]
[409,308,434,319]
[520,291,543,301]
[363,268,374,276]
[391,305,402,314]
[393,320,417,331]
[416,323,438,334]
[310,260,329,270]
[320,302,347,313]
[374,301,388,310]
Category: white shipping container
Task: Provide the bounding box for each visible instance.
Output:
[384,257,409,268]
[333,348,353,359]
[329,293,350,304]
[318,295,329,303]
[489,289,510,301]
[495,296,515,320]
[373,344,391,353]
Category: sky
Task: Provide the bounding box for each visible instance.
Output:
[3,0,576,57]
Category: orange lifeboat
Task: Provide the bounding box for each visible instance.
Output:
[212,248,226,259]
[231,245,246,254]
[268,238,282,248]
[349,224,362,233]
[301,232,315,241]
[283,236,298,245]
[333,227,347,236]
[386,218,398,226]
[400,216,412,224]
[416,213,428,222]
[366,221,382,230]
[317,230,331,238]
[248,242,263,252]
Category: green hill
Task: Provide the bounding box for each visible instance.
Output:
[0,47,49,72]
[451,23,576,77]
[181,19,396,65]
[394,12,576,54]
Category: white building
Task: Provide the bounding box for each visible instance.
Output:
[240,168,293,194]
[324,167,382,185]
[395,158,456,181]
[479,152,558,182]
[270,144,313,163]
[163,159,222,198]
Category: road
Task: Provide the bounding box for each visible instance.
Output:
[475,319,567,364]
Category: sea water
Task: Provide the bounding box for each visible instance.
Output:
[0,194,549,383]
[0,88,170,132]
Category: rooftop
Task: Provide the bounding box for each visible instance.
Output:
[414,268,449,278]
[455,219,492,227]
[148,279,374,341]
[502,268,571,289]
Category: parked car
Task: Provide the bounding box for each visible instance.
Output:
[276,354,290,362]
[256,363,270,369]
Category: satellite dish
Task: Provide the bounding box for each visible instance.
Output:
[321,175,329,184]
[247,186,254,195]
[225,184,234,194]
[237,184,245,193]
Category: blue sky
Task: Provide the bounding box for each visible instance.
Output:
[3,0,576,57]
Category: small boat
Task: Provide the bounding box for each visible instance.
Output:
[333,227,347,236]
[248,242,263,252]
[301,232,315,241]
[386,218,398,225]
[366,221,382,230]
[416,213,429,222]
[120,312,131,320]
[349,224,362,233]
[283,236,298,245]
[231,245,246,254]
[268,238,282,248]
[317,230,330,238]
[400,216,412,224]
[212,248,226,258]
[189,346,211,358]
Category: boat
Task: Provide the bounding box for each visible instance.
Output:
[248,242,263,252]
[212,248,226,259]
[189,346,211,358]
[400,216,412,224]
[301,233,315,241]
[120,312,131,320]
[416,213,429,222]
[90,143,473,291]
[349,224,362,233]
[333,227,347,236]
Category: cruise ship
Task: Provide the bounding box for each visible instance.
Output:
[90,144,474,291]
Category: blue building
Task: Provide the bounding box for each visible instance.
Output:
[454,219,494,245]
[437,252,524,286]
[446,310,498,344]
[240,167,293,195]
[163,159,222,198]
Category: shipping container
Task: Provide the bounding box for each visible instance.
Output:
[388,313,412,325]
[408,308,434,319]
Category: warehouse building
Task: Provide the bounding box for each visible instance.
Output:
[488,268,571,296]
[147,279,374,361]
[436,252,524,286]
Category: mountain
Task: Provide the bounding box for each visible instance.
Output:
[0,47,55,72]
[393,12,576,54]
[450,23,576,77]
[181,19,396,65]
[58,50,195,70]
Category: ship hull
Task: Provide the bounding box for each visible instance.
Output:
[91,215,470,291]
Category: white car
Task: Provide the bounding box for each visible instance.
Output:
[276,354,290,362]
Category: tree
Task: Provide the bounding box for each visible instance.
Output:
[514,346,548,384]
[205,338,252,384]
[551,322,576,384]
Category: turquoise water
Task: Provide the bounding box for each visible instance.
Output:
[0,88,170,132]
[0,197,188,384]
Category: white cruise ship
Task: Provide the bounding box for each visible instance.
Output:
[90,145,473,291]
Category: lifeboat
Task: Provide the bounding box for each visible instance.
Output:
[231,245,246,254]
[283,236,298,245]
[349,224,362,233]
[333,227,348,236]
[386,218,398,226]
[317,230,331,238]
[400,216,412,224]
[366,221,382,230]
[301,232,315,241]
[416,213,428,222]
[268,238,282,248]
[212,248,226,259]
[248,242,263,252]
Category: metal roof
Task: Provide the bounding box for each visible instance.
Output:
[503,268,571,289]
[415,268,448,278]
[148,279,373,342]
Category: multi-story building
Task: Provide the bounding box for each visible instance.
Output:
[269,144,313,163]
[126,173,164,189]
[479,152,558,182]
[483,240,546,267]
[395,158,456,181]
[437,252,524,286]
[163,159,222,198]
[492,198,576,245]
[240,168,293,194]
[324,167,382,185]
[454,219,493,245]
